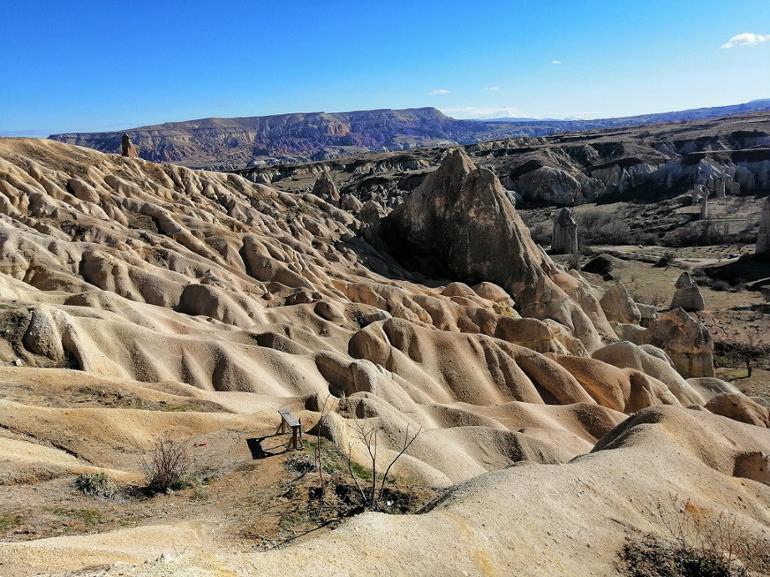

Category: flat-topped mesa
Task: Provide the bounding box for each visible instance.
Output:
[311,171,340,206]
[670,271,705,312]
[758,197,770,256]
[121,133,138,158]
[551,207,578,254]
[381,148,613,351]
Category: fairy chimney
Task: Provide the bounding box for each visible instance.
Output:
[121,134,138,158]
[551,208,579,255]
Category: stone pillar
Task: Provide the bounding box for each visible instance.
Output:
[551,208,579,254]
[121,134,138,158]
[757,197,770,256]
[700,186,709,220]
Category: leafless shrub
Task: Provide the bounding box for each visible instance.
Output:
[576,209,632,245]
[345,419,421,511]
[743,326,761,378]
[143,435,191,494]
[314,394,333,491]
[650,293,665,307]
[653,251,677,268]
[529,221,553,245]
[661,221,750,248]
[620,494,770,576]
[284,453,314,475]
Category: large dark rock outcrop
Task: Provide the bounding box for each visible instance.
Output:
[381,149,613,350]
[670,272,705,312]
[121,134,138,158]
[551,207,578,254]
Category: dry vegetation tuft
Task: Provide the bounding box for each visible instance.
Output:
[143,435,192,494]
[619,495,770,577]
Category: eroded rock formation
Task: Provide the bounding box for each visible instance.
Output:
[670,271,705,312]
[551,207,578,254]
[647,308,715,378]
[600,282,641,325]
[382,149,612,350]
[0,138,766,577]
[311,171,340,206]
[121,133,138,158]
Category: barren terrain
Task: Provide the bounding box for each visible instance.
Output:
[0,136,767,577]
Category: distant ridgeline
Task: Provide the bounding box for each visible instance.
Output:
[234,108,770,212]
[48,99,770,170]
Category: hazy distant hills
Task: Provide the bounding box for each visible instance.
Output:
[49,100,770,169]
[484,98,770,128]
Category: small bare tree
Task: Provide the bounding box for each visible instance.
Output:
[313,394,333,491]
[744,326,760,379]
[567,251,580,271]
[143,434,191,494]
[345,419,421,510]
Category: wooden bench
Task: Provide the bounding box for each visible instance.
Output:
[277,408,303,450]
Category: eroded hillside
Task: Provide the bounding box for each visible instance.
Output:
[240,111,770,212]
[0,139,767,576]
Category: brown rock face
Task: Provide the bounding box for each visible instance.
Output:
[647,308,714,378]
[311,171,340,205]
[600,283,641,325]
[340,194,362,211]
[551,208,578,255]
[705,394,769,427]
[121,134,138,158]
[382,149,610,350]
[670,272,705,312]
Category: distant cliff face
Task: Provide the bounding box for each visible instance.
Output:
[49,100,770,171]
[237,111,770,209]
[48,108,530,169]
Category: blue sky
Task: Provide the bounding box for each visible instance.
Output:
[1,0,769,135]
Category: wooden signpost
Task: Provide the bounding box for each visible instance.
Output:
[278,408,303,450]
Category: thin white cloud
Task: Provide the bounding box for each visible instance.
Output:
[429,88,450,95]
[721,32,770,49]
[551,60,562,65]
[484,86,501,92]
